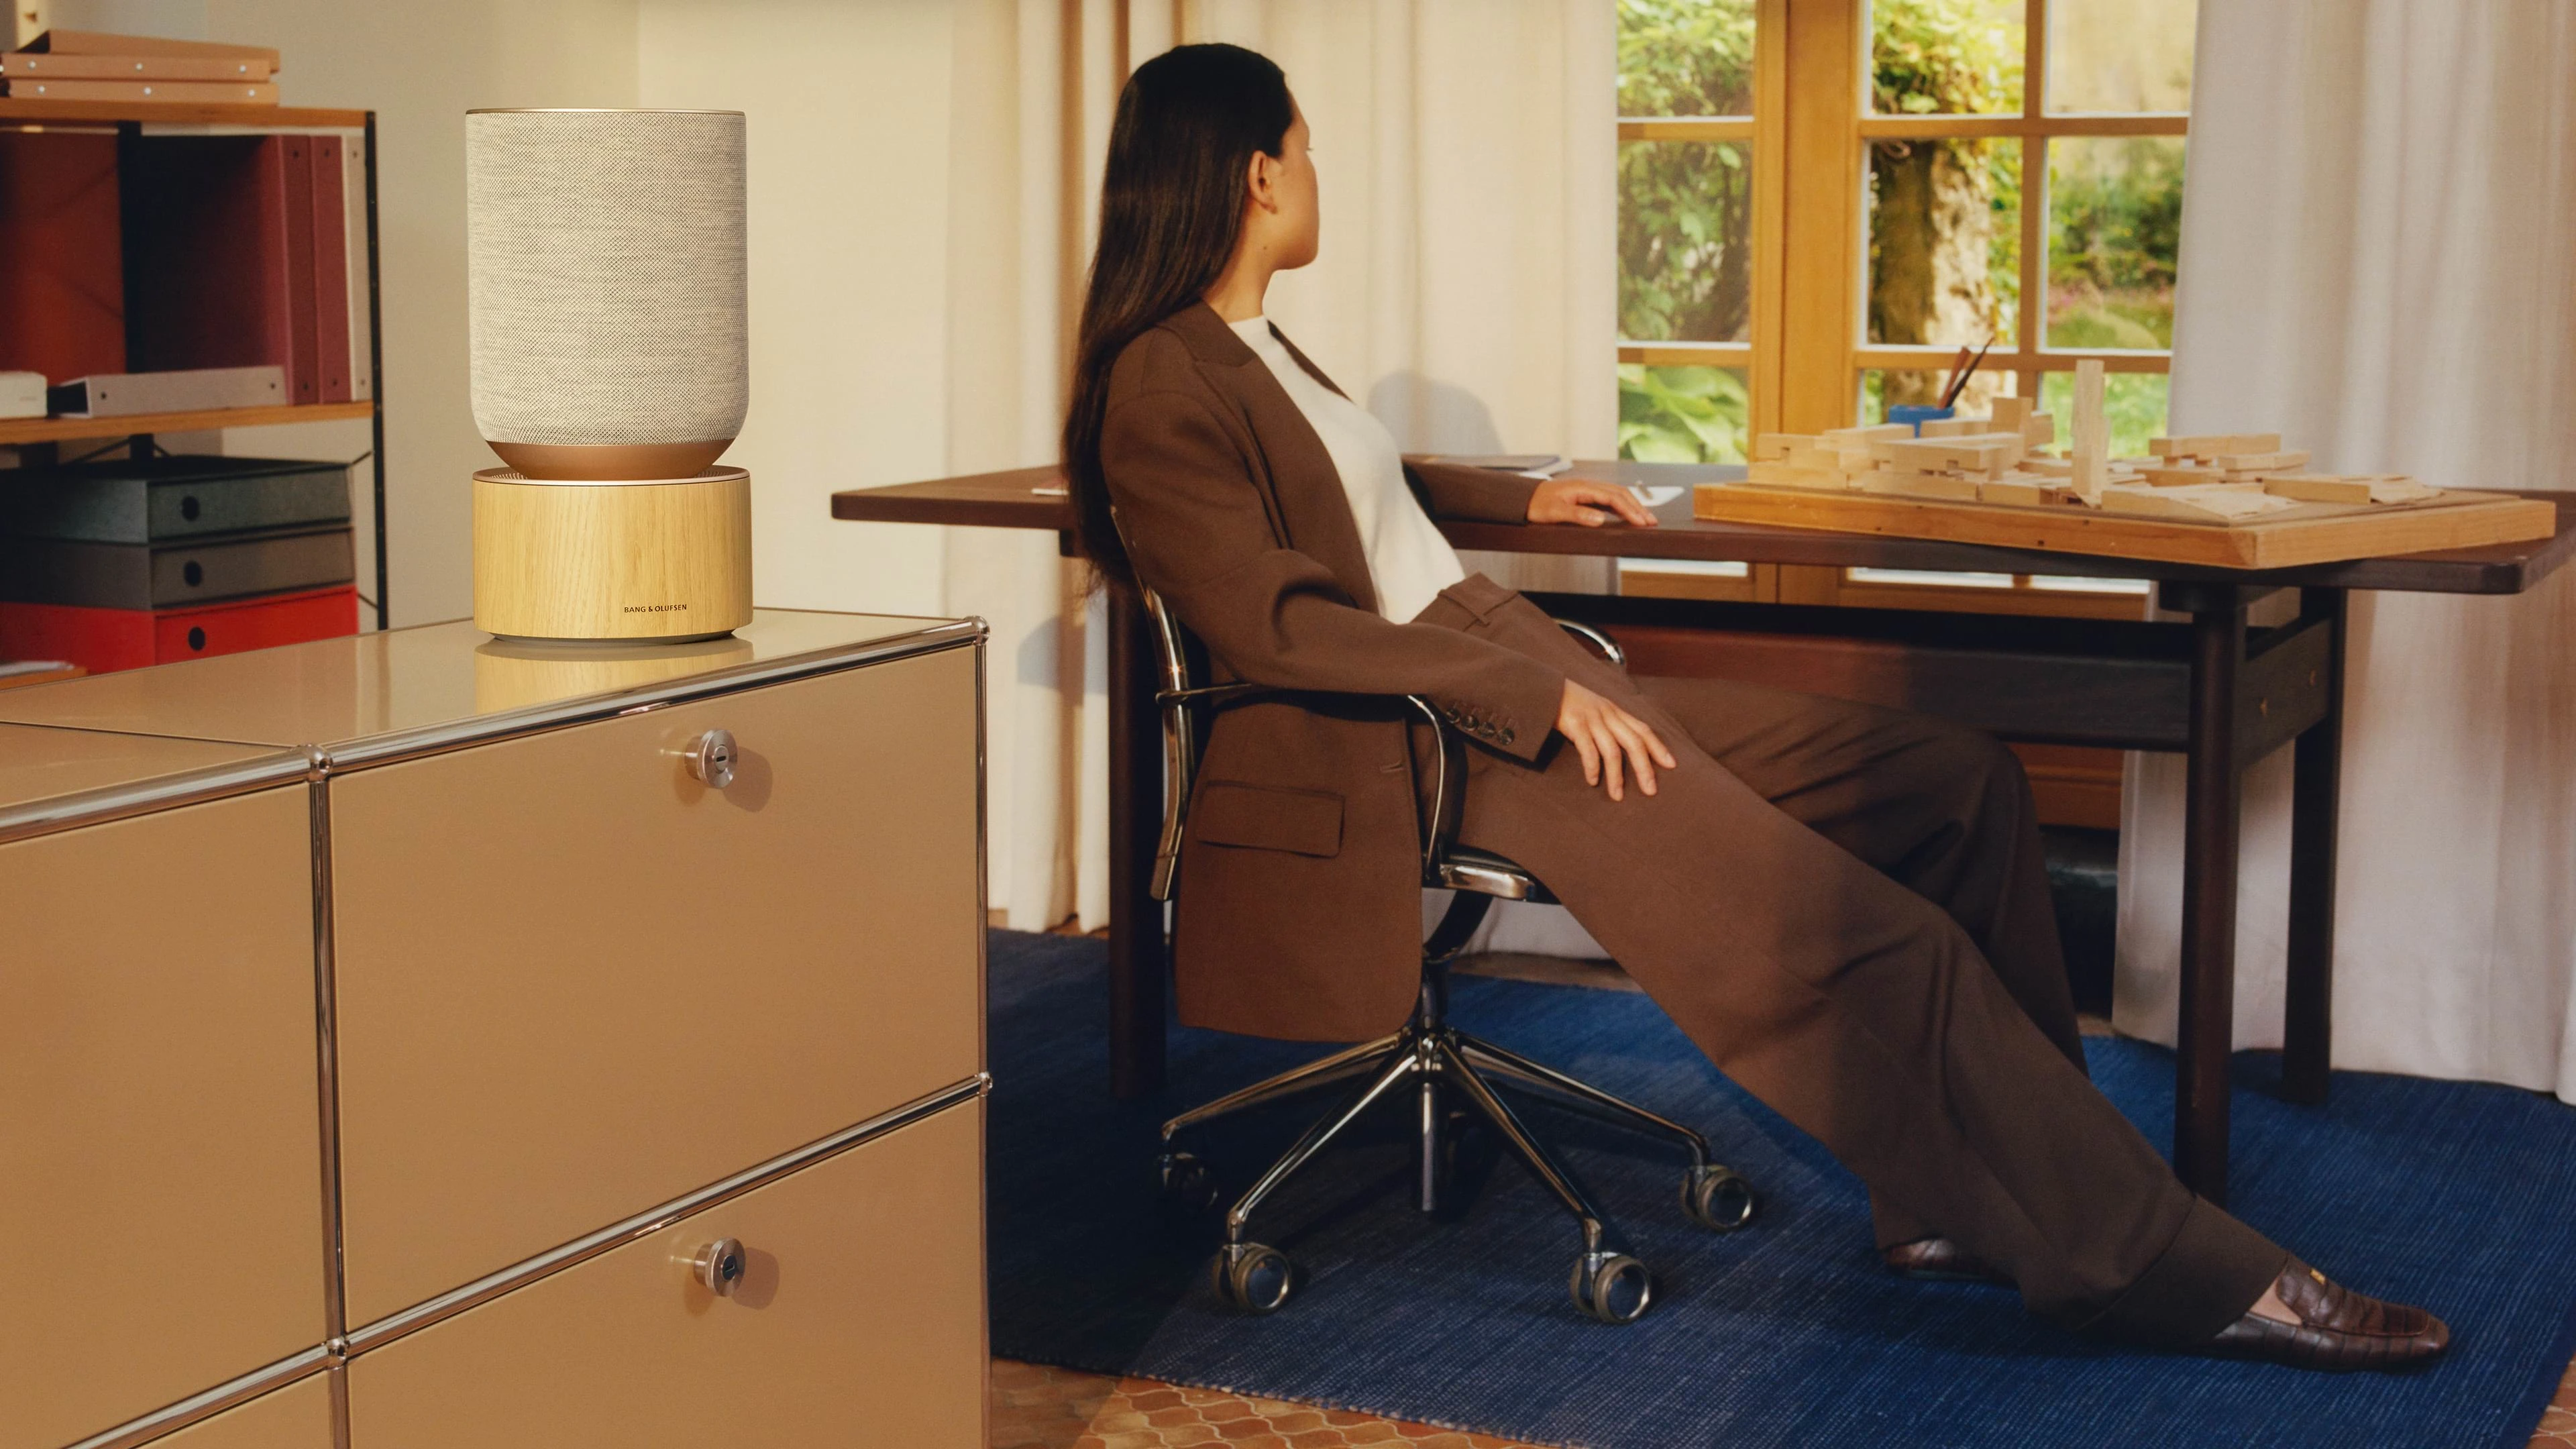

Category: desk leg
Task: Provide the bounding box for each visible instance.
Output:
[1107,588,1169,1100]
[2178,601,2247,1204]
[2282,588,2348,1105]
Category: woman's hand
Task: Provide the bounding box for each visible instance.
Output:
[1527,477,1661,529]
[1556,679,1678,801]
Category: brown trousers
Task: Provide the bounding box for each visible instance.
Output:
[1417,574,2286,1346]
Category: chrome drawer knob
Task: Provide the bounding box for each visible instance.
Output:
[685,729,738,790]
[692,1237,747,1295]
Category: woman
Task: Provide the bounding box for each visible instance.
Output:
[1065,42,2445,1371]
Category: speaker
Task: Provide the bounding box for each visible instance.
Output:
[466,109,753,641]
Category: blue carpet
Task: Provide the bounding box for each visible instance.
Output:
[986,929,2576,1448]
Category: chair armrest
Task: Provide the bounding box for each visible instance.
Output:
[1554,618,1627,671]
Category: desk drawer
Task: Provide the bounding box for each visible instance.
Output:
[346,1097,985,1448]
[331,645,981,1326]
[0,789,323,1449]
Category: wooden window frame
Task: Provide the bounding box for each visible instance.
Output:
[1616,0,2185,617]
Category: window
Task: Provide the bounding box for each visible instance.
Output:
[1615,0,1758,470]
[1615,0,2190,616]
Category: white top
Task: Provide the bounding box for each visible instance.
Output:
[1231,316,1465,623]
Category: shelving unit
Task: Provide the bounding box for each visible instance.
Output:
[0,398,372,446]
[0,98,389,631]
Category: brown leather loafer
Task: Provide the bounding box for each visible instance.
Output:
[2203,1260,2451,1371]
[1883,1236,2014,1286]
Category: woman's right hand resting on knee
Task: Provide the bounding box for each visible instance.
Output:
[1557,680,1678,802]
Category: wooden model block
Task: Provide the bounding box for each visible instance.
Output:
[1825,423,1913,446]
[2072,360,2108,504]
[1918,417,1983,437]
[2138,464,2222,488]
[2097,482,2298,523]
[1860,469,1982,501]
[2261,474,2371,504]
[1990,396,2031,431]
[2209,449,2310,473]
[2020,455,2074,477]
[1751,433,1812,461]
[1746,460,1851,489]
[2367,475,2440,503]
[2023,411,2055,447]
[1783,444,1844,470]
[2150,433,2283,460]
[2263,473,2441,505]
[1884,437,2019,474]
[1980,476,2072,507]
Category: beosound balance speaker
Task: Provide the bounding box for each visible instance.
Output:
[467,108,753,641]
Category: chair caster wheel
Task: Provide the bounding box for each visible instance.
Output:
[1159,1150,1220,1211]
[1568,1252,1652,1324]
[1681,1164,1755,1232]
[1212,1242,1295,1313]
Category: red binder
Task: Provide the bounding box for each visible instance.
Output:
[280,135,319,405]
[312,137,352,403]
[0,131,125,385]
[0,584,357,676]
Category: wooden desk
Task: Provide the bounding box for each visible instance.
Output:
[834,462,2576,1203]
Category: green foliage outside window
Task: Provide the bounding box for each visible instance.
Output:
[1619,365,1749,464]
[2047,138,2183,348]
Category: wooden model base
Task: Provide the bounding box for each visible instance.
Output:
[1693,480,2557,569]
[472,467,754,641]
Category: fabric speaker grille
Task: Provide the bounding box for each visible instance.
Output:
[468,110,747,451]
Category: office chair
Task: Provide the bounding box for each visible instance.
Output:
[1139,586,1756,1325]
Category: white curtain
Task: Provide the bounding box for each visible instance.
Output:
[2116,1,2576,1104]
[942,0,1619,936]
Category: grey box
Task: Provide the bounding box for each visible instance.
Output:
[0,456,352,544]
[0,526,356,609]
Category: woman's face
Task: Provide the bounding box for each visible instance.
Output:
[1263,101,1321,270]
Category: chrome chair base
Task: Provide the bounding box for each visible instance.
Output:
[1162,892,1755,1324]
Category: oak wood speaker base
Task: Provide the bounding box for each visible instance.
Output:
[472,467,753,641]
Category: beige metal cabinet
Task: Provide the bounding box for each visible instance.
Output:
[0,731,324,1449]
[346,1098,986,1448]
[146,1375,336,1449]
[329,646,982,1325]
[0,610,987,1449]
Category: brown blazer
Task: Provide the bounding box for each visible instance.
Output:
[1099,303,1565,1042]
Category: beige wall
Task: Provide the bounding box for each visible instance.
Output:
[637,0,957,618]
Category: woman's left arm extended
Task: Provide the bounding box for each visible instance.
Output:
[1401,458,1661,529]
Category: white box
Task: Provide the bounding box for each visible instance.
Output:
[48,365,286,418]
[1,371,44,420]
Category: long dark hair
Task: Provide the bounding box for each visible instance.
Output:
[1063,43,1294,594]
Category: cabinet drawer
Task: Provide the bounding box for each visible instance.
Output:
[347,1097,985,1447]
[151,1373,335,1449]
[0,789,325,1449]
[331,646,981,1326]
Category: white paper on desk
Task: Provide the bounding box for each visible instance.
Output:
[1630,486,1684,507]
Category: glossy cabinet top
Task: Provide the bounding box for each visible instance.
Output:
[0,609,973,754]
[0,722,292,818]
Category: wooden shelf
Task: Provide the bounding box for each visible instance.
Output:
[0,400,373,446]
[0,99,368,129]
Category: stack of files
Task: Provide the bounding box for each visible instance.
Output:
[0,455,356,674]
[121,131,366,406]
[1,30,279,104]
